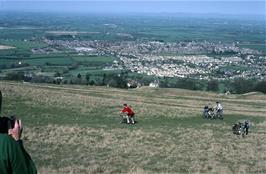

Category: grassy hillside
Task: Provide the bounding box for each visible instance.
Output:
[0,81,266,174]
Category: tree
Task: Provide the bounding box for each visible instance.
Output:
[102,73,107,86]
[89,80,95,86]
[176,78,199,90]
[140,76,155,86]
[207,80,219,92]
[116,73,127,88]
[107,71,128,88]
[233,78,255,94]
[159,77,170,88]
[5,72,25,81]
[63,80,68,84]
[54,71,61,77]
[254,81,266,94]
[76,73,82,84]
[85,73,90,83]
[77,73,82,79]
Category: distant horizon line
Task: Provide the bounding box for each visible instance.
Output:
[0,10,265,18]
[2,0,265,1]
[1,1,264,16]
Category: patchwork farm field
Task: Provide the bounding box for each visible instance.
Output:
[0,51,117,78]
[1,81,266,174]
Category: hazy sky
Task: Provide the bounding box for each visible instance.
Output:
[0,1,265,16]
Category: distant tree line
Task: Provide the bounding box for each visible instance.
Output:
[3,71,266,94]
[159,77,266,94]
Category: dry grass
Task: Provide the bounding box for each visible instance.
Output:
[23,124,266,174]
[1,81,266,174]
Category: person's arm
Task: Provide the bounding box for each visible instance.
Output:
[0,134,27,174]
[121,108,127,113]
[9,120,37,174]
[16,140,37,174]
[6,135,31,174]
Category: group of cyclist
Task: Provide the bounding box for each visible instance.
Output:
[121,101,250,137]
[202,101,250,136]
[120,101,224,124]
[203,101,223,119]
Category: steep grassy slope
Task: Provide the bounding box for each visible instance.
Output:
[0,81,266,174]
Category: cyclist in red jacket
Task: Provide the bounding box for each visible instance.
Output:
[121,103,135,124]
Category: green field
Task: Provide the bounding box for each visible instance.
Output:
[1,81,265,174]
[0,52,117,78]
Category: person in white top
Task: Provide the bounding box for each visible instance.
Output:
[215,101,223,114]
